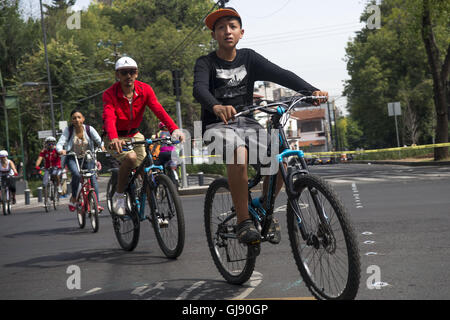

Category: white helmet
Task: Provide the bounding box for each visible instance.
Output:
[0,150,8,157]
[115,56,138,70]
[45,136,56,143]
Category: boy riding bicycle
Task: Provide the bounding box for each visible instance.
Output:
[35,136,63,194]
[193,7,328,244]
[102,56,185,216]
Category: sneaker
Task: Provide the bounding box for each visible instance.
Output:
[112,192,126,216]
[236,219,261,245]
[58,186,63,194]
[68,202,76,212]
[267,218,281,244]
[157,217,169,228]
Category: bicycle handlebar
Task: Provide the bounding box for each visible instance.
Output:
[234,95,328,118]
[121,136,180,151]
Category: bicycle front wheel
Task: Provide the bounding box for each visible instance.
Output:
[6,189,11,215]
[149,174,185,259]
[204,178,256,285]
[106,177,115,215]
[287,174,360,300]
[1,189,7,215]
[43,185,49,213]
[76,194,85,229]
[52,181,59,210]
[112,191,140,251]
[88,191,99,233]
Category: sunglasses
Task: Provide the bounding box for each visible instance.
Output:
[119,69,137,76]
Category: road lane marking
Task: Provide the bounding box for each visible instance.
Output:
[232,271,263,300]
[176,281,206,300]
[85,287,102,294]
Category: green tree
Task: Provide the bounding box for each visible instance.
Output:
[12,39,92,176]
[420,0,449,159]
[344,0,448,157]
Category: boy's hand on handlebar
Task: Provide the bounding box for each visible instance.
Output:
[58,150,66,156]
[109,138,125,153]
[171,129,185,143]
[312,91,328,106]
[213,105,236,124]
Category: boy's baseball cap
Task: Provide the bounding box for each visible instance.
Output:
[115,57,138,70]
[205,7,241,30]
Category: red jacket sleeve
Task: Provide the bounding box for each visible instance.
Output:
[146,86,179,133]
[102,89,119,140]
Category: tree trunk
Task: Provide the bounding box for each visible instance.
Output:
[421,0,450,160]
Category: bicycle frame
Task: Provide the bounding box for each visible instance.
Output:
[121,139,166,222]
[244,96,329,243]
[67,150,99,213]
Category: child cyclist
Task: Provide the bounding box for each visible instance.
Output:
[35,136,63,194]
[193,7,328,244]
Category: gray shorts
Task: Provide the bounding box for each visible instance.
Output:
[204,117,278,173]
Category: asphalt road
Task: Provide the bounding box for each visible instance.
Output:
[0,163,449,300]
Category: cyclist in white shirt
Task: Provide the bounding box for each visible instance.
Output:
[0,150,18,204]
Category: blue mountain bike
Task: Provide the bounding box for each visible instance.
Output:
[107,137,185,258]
[204,96,361,300]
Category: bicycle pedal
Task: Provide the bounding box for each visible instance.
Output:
[158,218,169,228]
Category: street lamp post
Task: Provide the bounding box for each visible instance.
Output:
[39,0,56,137]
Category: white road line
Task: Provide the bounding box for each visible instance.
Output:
[176,281,206,300]
[85,287,102,294]
[232,271,263,300]
[131,281,166,297]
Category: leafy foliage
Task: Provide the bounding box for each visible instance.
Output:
[0,0,215,177]
[344,0,448,152]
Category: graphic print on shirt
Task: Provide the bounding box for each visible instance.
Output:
[214,65,248,100]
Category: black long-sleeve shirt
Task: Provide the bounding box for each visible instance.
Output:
[193,48,319,131]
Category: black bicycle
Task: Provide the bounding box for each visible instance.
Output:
[42,167,60,212]
[204,96,361,300]
[106,137,185,258]
[0,172,11,215]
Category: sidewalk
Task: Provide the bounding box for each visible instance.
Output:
[11,174,218,209]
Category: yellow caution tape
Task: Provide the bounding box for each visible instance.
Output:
[179,142,450,159]
[304,142,450,156]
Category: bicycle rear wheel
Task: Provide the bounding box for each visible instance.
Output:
[204,178,256,285]
[88,191,99,233]
[287,174,360,300]
[149,174,185,259]
[112,191,140,251]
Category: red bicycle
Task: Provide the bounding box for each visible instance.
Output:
[67,150,100,233]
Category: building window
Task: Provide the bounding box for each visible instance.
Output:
[300,120,322,132]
